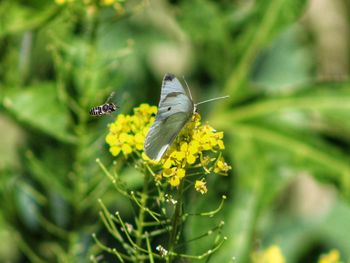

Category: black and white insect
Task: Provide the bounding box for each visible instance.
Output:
[89,92,119,116]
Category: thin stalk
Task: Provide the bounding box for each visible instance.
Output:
[167,180,185,263]
[145,233,155,263]
[135,173,151,261]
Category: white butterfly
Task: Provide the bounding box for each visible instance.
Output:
[144,73,228,161]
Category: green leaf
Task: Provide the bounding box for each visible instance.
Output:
[0,2,60,37]
[3,83,76,143]
[262,198,350,261]
[25,151,72,202]
[222,82,350,123]
[251,26,312,91]
[209,135,274,262]
[208,82,350,261]
[230,124,350,191]
[224,0,308,101]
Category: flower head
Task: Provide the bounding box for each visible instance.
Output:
[106,104,157,158]
[101,0,115,5]
[55,0,66,4]
[318,250,341,263]
[195,179,208,194]
[252,245,285,263]
[106,105,231,192]
[214,157,232,175]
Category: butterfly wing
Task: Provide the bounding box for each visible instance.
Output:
[144,73,194,161]
[144,112,191,160]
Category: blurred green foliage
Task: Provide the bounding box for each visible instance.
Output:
[1,0,350,262]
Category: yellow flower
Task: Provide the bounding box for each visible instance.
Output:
[214,157,231,175]
[106,133,117,145]
[101,0,115,5]
[192,123,224,152]
[217,139,225,149]
[55,0,65,4]
[169,176,180,187]
[179,142,198,164]
[177,168,186,179]
[121,144,132,155]
[163,158,173,169]
[161,168,186,187]
[252,245,285,263]
[318,250,341,263]
[162,168,175,178]
[195,179,207,194]
[134,133,144,150]
[110,146,121,156]
[137,104,157,115]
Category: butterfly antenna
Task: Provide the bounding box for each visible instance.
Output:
[182,76,193,101]
[195,95,230,106]
[105,91,116,103]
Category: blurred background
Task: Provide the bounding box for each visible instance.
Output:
[0,0,350,262]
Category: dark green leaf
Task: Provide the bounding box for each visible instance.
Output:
[3,83,75,143]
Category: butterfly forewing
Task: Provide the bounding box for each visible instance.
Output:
[160,74,186,102]
[157,93,193,120]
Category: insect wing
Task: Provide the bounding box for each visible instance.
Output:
[144,112,191,161]
[144,73,194,160]
[160,74,185,102]
[105,92,116,103]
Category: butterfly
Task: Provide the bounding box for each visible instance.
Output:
[144,73,228,161]
[89,92,119,116]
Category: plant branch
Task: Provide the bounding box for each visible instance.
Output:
[167,180,185,262]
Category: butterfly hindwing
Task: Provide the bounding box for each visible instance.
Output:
[144,112,191,161]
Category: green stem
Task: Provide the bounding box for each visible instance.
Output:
[82,7,101,107]
[69,6,101,261]
[219,96,350,124]
[135,173,150,261]
[221,0,285,105]
[167,180,185,263]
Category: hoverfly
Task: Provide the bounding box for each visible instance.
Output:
[89,92,119,116]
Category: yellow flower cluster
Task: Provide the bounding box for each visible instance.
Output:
[156,113,231,189]
[318,250,341,263]
[55,0,125,13]
[252,246,343,263]
[55,0,68,4]
[100,0,116,5]
[252,245,285,263]
[106,104,157,157]
[106,104,231,193]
